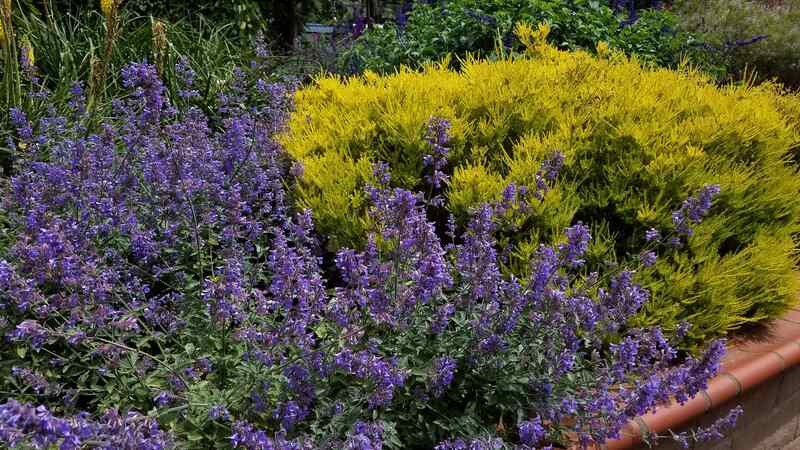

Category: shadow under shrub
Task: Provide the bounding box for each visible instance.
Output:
[284,30,800,348]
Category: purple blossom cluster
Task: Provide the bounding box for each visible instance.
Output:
[0,400,172,450]
[0,54,736,449]
[316,174,729,447]
[518,416,546,447]
[1,55,298,447]
[637,184,720,274]
[672,184,721,236]
[10,367,55,395]
[533,152,564,201]
[423,116,451,190]
[671,405,743,448]
[429,356,457,398]
[230,420,307,450]
[637,184,722,266]
[343,421,384,450]
[435,437,504,450]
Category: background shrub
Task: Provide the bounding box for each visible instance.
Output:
[43,0,339,37]
[673,0,800,88]
[341,0,723,75]
[284,36,800,347]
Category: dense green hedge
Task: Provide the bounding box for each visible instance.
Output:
[341,0,723,75]
[284,34,800,347]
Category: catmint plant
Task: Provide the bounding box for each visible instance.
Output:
[0,53,737,450]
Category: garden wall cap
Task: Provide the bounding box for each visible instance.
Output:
[592,307,800,450]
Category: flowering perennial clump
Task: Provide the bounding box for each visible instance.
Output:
[0,52,739,449]
[0,399,172,449]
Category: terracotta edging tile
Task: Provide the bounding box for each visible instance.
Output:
[600,310,800,450]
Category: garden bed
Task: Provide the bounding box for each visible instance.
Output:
[2,2,800,448]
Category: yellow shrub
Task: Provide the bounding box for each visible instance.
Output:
[283,43,800,346]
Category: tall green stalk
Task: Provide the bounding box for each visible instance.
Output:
[1,0,21,114]
[88,0,119,115]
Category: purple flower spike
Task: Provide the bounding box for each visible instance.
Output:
[672,184,721,236]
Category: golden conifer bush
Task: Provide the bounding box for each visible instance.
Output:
[283,37,800,346]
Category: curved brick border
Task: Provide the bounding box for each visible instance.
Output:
[597,307,800,450]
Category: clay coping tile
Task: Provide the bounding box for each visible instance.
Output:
[598,310,800,450]
[778,308,800,325]
[780,316,800,326]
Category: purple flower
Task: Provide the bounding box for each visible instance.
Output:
[340,185,452,326]
[273,401,307,431]
[372,161,392,186]
[175,57,200,98]
[196,357,213,374]
[202,259,247,325]
[667,236,683,248]
[429,356,457,398]
[478,335,507,353]
[693,405,742,441]
[153,390,176,407]
[560,223,591,267]
[672,185,721,236]
[230,420,274,449]
[598,271,650,331]
[9,108,34,142]
[518,416,545,446]
[644,228,661,242]
[533,151,564,201]
[541,151,564,181]
[209,404,231,421]
[435,437,504,450]
[426,116,451,147]
[674,405,742,447]
[431,303,455,334]
[8,320,51,349]
[11,367,52,394]
[333,350,407,410]
[344,421,384,450]
[639,250,657,267]
[422,116,452,190]
[290,161,305,179]
[0,400,173,449]
[352,16,368,38]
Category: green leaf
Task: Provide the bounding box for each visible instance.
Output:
[187,432,205,442]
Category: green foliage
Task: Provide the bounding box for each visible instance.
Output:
[0,3,342,132]
[674,0,800,88]
[44,0,265,34]
[284,42,800,348]
[341,2,499,73]
[1,5,246,111]
[340,0,723,75]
